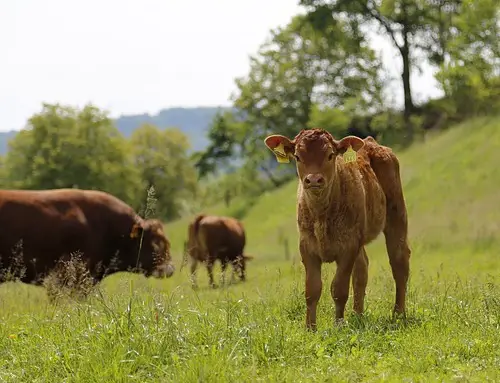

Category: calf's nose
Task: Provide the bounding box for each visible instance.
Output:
[304,174,325,186]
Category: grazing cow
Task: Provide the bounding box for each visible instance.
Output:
[264,128,411,330]
[184,214,252,288]
[0,188,175,286]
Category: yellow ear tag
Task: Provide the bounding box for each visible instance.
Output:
[273,142,290,164]
[343,145,357,163]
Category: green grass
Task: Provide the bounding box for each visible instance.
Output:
[1,117,500,382]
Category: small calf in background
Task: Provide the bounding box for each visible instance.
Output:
[184,214,252,288]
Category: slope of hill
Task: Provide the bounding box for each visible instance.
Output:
[0,106,232,155]
[165,116,500,266]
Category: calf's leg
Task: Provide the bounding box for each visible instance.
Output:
[190,259,199,289]
[367,142,411,316]
[206,256,217,289]
[301,241,322,331]
[331,253,357,323]
[220,260,228,287]
[384,224,411,316]
[352,247,369,314]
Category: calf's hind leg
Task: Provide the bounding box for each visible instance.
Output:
[368,145,411,316]
[384,223,410,316]
[206,255,217,289]
[190,259,199,289]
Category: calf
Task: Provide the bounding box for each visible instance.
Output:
[264,128,411,330]
[184,214,252,288]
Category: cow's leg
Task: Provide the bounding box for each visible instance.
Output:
[232,255,245,282]
[206,256,217,289]
[301,240,322,331]
[230,260,238,284]
[239,256,246,282]
[331,253,357,324]
[220,260,228,287]
[352,247,369,315]
[190,259,199,289]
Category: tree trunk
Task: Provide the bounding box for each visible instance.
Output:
[401,34,414,143]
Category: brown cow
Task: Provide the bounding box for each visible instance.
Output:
[0,188,175,286]
[184,214,252,288]
[264,128,411,330]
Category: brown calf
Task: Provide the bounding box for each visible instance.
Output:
[184,214,252,288]
[264,128,411,330]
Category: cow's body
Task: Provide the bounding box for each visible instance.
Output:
[185,214,251,288]
[0,188,175,285]
[265,129,411,330]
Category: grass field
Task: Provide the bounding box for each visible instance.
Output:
[1,117,500,382]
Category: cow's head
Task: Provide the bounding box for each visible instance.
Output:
[129,218,175,278]
[264,128,364,196]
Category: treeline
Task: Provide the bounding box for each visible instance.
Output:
[2,0,499,221]
[0,104,199,221]
[194,0,500,209]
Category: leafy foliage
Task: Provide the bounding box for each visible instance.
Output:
[130,124,198,220]
[3,103,141,205]
[1,104,198,221]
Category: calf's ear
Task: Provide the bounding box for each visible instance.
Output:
[335,135,365,154]
[264,134,295,164]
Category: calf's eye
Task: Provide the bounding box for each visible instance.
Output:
[294,155,301,162]
[328,153,334,161]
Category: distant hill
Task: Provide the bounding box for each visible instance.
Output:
[114,106,234,152]
[0,131,18,155]
[0,106,232,155]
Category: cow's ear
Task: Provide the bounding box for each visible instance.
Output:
[335,135,364,154]
[130,223,143,239]
[264,134,295,164]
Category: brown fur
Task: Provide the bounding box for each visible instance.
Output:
[185,214,251,288]
[0,188,175,286]
[265,128,411,330]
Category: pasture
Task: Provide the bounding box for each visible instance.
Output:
[1,117,500,382]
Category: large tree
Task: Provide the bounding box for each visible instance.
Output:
[435,0,500,115]
[4,103,141,204]
[299,0,467,138]
[230,14,383,179]
[130,124,198,220]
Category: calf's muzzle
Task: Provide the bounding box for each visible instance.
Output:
[304,173,325,188]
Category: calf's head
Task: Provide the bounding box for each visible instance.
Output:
[129,218,175,278]
[264,128,364,195]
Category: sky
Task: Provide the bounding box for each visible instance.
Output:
[0,0,443,132]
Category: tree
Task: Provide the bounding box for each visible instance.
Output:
[3,103,141,204]
[231,14,383,181]
[193,112,238,178]
[299,0,464,138]
[130,124,198,220]
[435,0,500,116]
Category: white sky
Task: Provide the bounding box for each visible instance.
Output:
[0,0,443,132]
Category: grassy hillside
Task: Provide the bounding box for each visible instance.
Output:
[166,115,500,260]
[1,117,499,382]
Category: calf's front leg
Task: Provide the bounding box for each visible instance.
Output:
[331,252,358,323]
[301,240,322,331]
